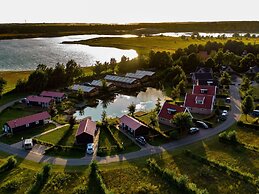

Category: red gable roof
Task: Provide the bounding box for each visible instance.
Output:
[7,111,50,129]
[27,95,52,103]
[158,102,185,120]
[184,94,214,109]
[76,119,96,137]
[40,91,65,98]
[120,115,148,131]
[193,85,216,96]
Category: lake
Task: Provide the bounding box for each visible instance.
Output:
[0,34,138,71]
[73,87,167,121]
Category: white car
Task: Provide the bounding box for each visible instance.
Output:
[86,143,94,155]
[222,110,228,117]
[189,127,199,134]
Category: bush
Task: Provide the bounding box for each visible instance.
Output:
[219,130,238,144]
[147,158,208,194]
[44,173,72,193]
[0,156,17,173]
[1,179,21,192]
[237,121,259,130]
[73,186,88,194]
[132,182,159,194]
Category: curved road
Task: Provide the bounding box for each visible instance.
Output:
[0,82,241,166]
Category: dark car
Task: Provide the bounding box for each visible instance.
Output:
[135,136,146,145]
[189,127,200,134]
[252,110,259,117]
[225,97,231,103]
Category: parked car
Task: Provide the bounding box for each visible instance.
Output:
[251,110,259,117]
[135,136,146,145]
[86,143,94,155]
[23,139,33,150]
[189,127,199,134]
[225,97,231,103]
[222,110,228,117]
[195,121,209,129]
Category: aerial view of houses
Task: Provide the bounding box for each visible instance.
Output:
[0,1,258,193]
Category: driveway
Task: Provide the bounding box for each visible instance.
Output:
[0,80,242,166]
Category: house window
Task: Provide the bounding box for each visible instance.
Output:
[200,89,208,94]
[26,123,30,127]
[196,100,204,104]
[167,108,177,115]
[35,121,39,124]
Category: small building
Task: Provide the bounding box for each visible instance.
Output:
[120,115,149,137]
[195,67,213,74]
[192,72,213,85]
[104,75,140,88]
[135,70,155,77]
[26,95,53,108]
[184,94,215,115]
[70,84,98,97]
[192,85,217,96]
[158,102,189,127]
[246,66,259,74]
[3,111,51,134]
[90,80,116,91]
[76,118,96,144]
[40,91,66,102]
[126,70,155,83]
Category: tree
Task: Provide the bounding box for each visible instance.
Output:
[171,112,193,136]
[149,113,158,129]
[240,76,251,91]
[220,72,231,86]
[101,110,108,126]
[127,103,136,116]
[100,79,108,92]
[48,103,57,117]
[69,116,76,129]
[241,95,254,121]
[65,60,83,85]
[77,88,84,101]
[15,79,27,92]
[255,73,259,83]
[155,98,161,113]
[93,61,103,77]
[171,87,180,101]
[26,70,48,92]
[0,77,7,98]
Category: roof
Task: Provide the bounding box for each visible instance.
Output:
[7,111,51,129]
[184,94,214,109]
[135,70,155,76]
[158,102,186,120]
[195,67,213,74]
[40,91,65,98]
[120,115,148,131]
[193,85,217,96]
[27,95,52,103]
[76,119,96,137]
[104,75,137,84]
[125,73,147,79]
[193,73,213,80]
[71,84,96,93]
[90,80,112,87]
[198,79,218,86]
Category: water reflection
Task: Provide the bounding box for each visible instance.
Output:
[74,87,166,121]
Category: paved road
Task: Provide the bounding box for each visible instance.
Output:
[0,81,241,166]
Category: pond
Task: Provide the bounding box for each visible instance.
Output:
[73,87,167,121]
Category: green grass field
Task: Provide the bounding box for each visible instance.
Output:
[68,36,259,55]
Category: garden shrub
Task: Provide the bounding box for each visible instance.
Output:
[0,179,21,192]
[219,130,238,144]
[0,156,17,173]
[73,185,88,194]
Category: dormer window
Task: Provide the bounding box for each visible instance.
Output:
[207,81,213,85]
[195,96,205,104]
[167,108,177,115]
[200,89,208,94]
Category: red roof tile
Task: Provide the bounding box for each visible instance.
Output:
[184,94,214,109]
[76,119,96,137]
[40,91,65,98]
[27,95,52,103]
[193,85,216,96]
[120,115,148,131]
[7,111,50,129]
[158,102,186,120]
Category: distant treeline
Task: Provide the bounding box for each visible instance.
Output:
[1,21,259,39]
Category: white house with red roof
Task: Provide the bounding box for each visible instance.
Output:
[184,94,215,114]
[40,91,66,102]
[76,118,97,144]
[26,95,53,108]
[158,101,190,127]
[3,111,51,134]
[192,85,217,96]
[119,115,149,137]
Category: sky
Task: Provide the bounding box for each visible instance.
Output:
[1,0,259,23]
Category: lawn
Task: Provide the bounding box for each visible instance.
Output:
[67,36,259,55]
[0,92,27,106]
[37,125,70,145]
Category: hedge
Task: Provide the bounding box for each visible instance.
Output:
[0,156,17,174]
[185,150,259,188]
[237,120,259,130]
[147,158,208,194]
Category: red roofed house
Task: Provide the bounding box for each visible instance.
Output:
[192,85,217,96]
[26,95,53,108]
[184,94,215,114]
[158,102,189,127]
[76,118,97,144]
[120,115,149,137]
[40,91,66,102]
[3,111,51,134]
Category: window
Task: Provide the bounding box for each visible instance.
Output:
[167,108,176,115]
[26,123,30,127]
[200,89,208,94]
[35,121,39,124]
[196,100,204,104]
